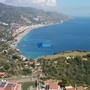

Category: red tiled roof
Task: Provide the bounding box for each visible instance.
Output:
[0,88,4,90]
[66,88,75,90]
[49,82,58,89]
[44,80,51,83]
[36,72,43,75]
[44,80,58,89]
[0,72,5,76]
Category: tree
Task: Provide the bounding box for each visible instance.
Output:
[22,68,32,76]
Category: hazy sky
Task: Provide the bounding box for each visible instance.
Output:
[0,0,90,16]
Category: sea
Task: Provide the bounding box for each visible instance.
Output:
[17,17,90,58]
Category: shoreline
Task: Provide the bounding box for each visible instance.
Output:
[10,24,46,49]
[10,19,67,50]
[10,20,66,58]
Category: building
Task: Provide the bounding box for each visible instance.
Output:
[37,80,85,90]
[0,72,6,77]
[65,86,84,90]
[36,71,44,78]
[0,81,21,90]
[20,55,27,61]
[65,86,75,90]
[38,80,59,90]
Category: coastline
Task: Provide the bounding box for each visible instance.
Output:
[10,19,67,50]
[10,24,46,49]
[10,20,66,59]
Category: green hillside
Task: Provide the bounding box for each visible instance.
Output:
[37,50,90,86]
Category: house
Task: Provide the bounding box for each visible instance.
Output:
[45,80,58,90]
[0,81,21,90]
[49,81,58,90]
[0,72,6,77]
[77,86,84,90]
[35,62,40,66]
[65,86,75,90]
[65,86,84,90]
[36,72,44,78]
[66,56,74,60]
[20,55,26,61]
[38,80,59,90]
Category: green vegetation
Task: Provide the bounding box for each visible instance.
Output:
[38,51,90,86]
[0,29,34,77]
[86,87,90,90]
[0,3,70,25]
[41,50,90,59]
[0,24,12,41]
[22,82,36,90]
[0,41,33,77]
[0,58,33,77]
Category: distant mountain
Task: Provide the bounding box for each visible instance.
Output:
[0,2,70,25]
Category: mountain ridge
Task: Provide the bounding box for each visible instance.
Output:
[0,2,70,25]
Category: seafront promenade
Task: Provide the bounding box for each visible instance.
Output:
[10,24,45,49]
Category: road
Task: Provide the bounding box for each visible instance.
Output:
[0,76,37,83]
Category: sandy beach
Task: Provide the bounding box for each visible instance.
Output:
[10,24,45,49]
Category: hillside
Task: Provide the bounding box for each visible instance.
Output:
[0,3,70,25]
[37,50,90,86]
[39,50,90,59]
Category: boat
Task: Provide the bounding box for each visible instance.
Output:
[38,43,52,48]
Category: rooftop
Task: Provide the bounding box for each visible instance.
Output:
[0,72,6,77]
[44,80,58,89]
[0,81,21,90]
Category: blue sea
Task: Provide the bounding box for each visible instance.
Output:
[17,17,90,58]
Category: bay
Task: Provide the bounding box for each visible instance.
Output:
[17,17,90,58]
